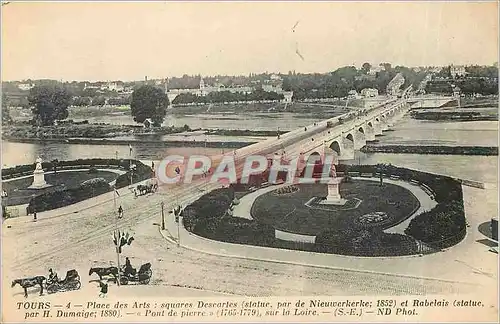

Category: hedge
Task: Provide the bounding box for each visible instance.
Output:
[316,228,418,256]
[27,177,111,213]
[1,158,130,180]
[114,159,153,188]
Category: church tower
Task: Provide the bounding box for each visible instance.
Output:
[199,77,205,90]
[199,76,207,96]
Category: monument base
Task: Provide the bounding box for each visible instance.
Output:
[28,170,52,189]
[319,197,347,206]
[318,178,347,206]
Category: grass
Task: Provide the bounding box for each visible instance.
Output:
[251,180,420,235]
[2,170,118,206]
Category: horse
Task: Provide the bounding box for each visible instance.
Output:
[88,267,119,282]
[11,276,46,298]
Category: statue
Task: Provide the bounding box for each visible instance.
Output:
[35,157,43,170]
[329,163,337,178]
[28,156,51,189]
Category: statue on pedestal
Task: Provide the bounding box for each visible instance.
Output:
[319,163,346,206]
[28,157,51,189]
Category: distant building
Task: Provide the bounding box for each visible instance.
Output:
[270,74,282,81]
[386,73,405,96]
[450,65,466,78]
[360,88,379,98]
[18,83,34,91]
[347,90,360,99]
[107,82,124,92]
[166,76,289,103]
[368,65,385,76]
[283,91,293,103]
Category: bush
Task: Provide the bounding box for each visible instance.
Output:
[316,228,418,256]
[2,158,128,180]
[114,160,153,188]
[27,177,111,213]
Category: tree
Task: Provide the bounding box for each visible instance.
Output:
[361,62,372,74]
[2,95,12,124]
[28,85,71,126]
[130,85,168,126]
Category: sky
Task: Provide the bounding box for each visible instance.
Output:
[1,1,498,81]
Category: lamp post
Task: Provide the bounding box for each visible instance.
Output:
[31,194,37,221]
[1,190,7,218]
[112,187,121,286]
[129,164,136,188]
[161,202,165,230]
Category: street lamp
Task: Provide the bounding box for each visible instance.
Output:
[1,189,8,218]
[129,164,136,188]
[112,186,121,286]
[161,201,165,230]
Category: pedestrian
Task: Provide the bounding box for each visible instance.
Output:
[118,205,123,219]
[33,211,37,222]
[98,280,108,298]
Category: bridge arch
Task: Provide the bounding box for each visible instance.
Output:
[305,151,322,165]
[329,141,342,156]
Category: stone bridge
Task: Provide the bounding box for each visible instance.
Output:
[245,97,412,166]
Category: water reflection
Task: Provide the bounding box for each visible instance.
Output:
[2,141,221,167]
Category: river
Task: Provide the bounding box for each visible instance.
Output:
[2,115,498,186]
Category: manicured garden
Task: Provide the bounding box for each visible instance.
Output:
[2,170,118,206]
[251,181,420,235]
[181,164,467,257]
[2,158,153,214]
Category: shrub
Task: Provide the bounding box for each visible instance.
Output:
[27,177,111,213]
[114,160,153,188]
[2,158,128,180]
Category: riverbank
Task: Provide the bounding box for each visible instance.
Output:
[1,123,281,139]
[411,111,498,121]
[2,136,255,148]
[409,105,498,122]
[361,145,498,156]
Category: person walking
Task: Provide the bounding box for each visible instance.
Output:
[98,280,108,298]
[118,205,123,219]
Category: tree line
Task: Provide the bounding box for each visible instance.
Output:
[24,84,168,127]
[283,64,428,100]
[172,89,284,105]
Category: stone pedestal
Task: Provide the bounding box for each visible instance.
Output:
[28,169,51,189]
[319,177,347,205]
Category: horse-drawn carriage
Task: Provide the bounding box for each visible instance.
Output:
[119,263,152,285]
[134,181,158,197]
[89,262,152,285]
[47,269,81,294]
